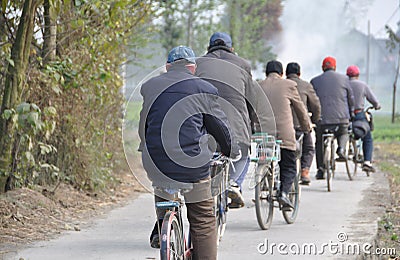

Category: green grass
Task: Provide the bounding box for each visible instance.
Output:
[374,115,400,257]
[372,115,400,142]
[373,115,400,184]
[124,101,141,127]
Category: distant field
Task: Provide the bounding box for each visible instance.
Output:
[373,114,400,184]
[373,114,400,142]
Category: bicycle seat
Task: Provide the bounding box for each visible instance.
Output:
[154,181,194,194]
[156,201,180,209]
[323,129,335,134]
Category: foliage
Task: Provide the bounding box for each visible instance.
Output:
[220,0,281,66]
[2,102,58,187]
[154,0,282,65]
[0,0,155,191]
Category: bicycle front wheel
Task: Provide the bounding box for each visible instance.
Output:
[282,173,300,224]
[160,212,184,260]
[216,191,227,243]
[255,165,274,230]
[351,138,359,177]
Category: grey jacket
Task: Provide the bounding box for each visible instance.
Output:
[259,73,310,151]
[287,74,321,127]
[348,79,380,111]
[311,70,354,125]
[195,47,270,147]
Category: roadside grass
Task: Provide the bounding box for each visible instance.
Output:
[373,115,400,257]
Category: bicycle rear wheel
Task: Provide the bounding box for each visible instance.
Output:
[160,212,184,260]
[324,144,332,192]
[255,165,274,230]
[282,173,300,224]
[344,140,354,180]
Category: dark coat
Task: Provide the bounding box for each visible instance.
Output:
[311,70,354,125]
[138,65,232,184]
[195,47,270,147]
[287,74,321,127]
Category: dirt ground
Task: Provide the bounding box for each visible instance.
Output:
[0,172,145,258]
[374,143,400,257]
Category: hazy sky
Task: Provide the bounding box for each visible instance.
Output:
[360,0,400,37]
[274,0,400,80]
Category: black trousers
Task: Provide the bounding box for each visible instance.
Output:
[279,148,297,193]
[315,123,349,170]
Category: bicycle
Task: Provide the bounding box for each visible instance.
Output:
[321,125,356,192]
[349,106,375,177]
[349,132,366,176]
[322,129,336,192]
[210,153,230,244]
[249,133,301,230]
[156,188,193,260]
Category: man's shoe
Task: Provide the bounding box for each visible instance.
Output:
[227,183,245,208]
[149,220,162,249]
[362,163,376,173]
[336,147,346,161]
[315,169,325,180]
[300,168,311,185]
[150,233,160,248]
[228,198,245,209]
[278,192,294,209]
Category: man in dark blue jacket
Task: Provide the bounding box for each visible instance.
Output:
[138,46,232,260]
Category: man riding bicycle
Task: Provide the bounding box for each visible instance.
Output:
[311,56,355,179]
[258,60,311,208]
[286,62,321,184]
[138,46,234,260]
[346,65,381,172]
[196,32,270,208]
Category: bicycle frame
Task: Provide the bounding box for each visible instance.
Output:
[250,133,300,228]
[322,132,335,192]
[156,195,192,260]
[210,153,230,243]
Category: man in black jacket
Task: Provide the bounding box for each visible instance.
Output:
[196,32,271,208]
[138,46,232,260]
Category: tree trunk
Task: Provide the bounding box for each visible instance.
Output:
[42,0,57,63]
[392,49,400,123]
[186,0,193,48]
[0,0,41,191]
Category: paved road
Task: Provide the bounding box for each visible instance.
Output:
[9,161,390,260]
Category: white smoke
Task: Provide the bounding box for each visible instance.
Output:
[276,0,374,80]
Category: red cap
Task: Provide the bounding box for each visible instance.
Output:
[346,65,360,77]
[322,56,336,70]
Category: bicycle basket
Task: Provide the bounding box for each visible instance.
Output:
[250,133,280,163]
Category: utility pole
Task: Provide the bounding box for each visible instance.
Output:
[366,20,370,84]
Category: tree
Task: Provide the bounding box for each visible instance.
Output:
[155,0,282,63]
[221,0,282,66]
[0,0,156,191]
[0,0,42,190]
[386,25,399,123]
